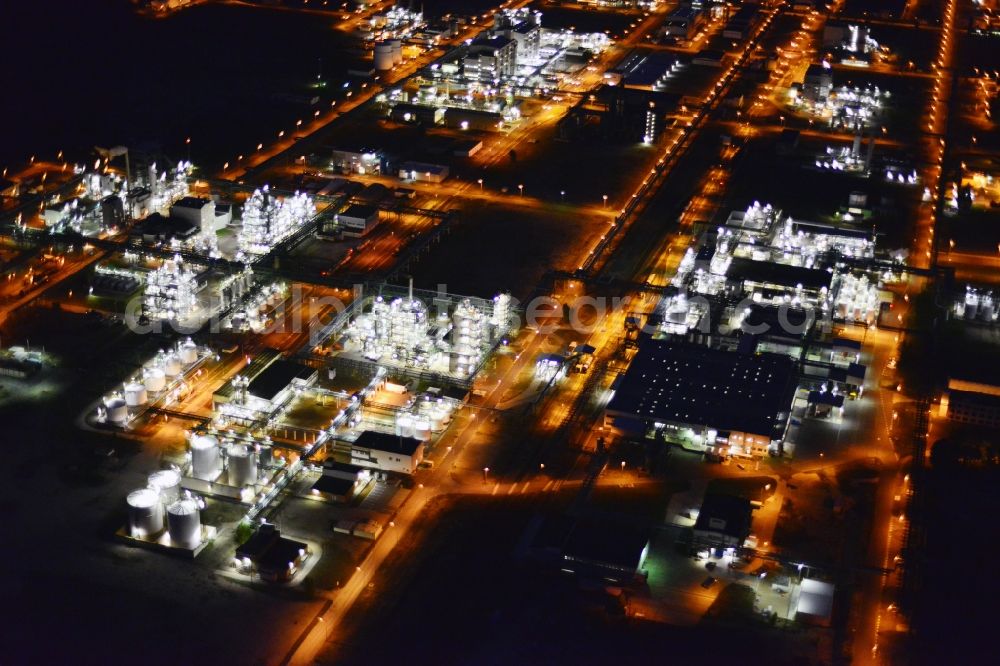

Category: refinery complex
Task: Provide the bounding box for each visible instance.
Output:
[3,0,1000,664]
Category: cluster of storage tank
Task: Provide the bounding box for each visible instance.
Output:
[373,39,403,71]
[189,433,260,487]
[125,469,202,548]
[833,273,880,323]
[395,395,455,440]
[108,339,202,423]
[955,286,999,323]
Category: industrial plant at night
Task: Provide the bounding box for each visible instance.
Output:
[1,0,998,664]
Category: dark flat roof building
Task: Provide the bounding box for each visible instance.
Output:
[235,523,308,583]
[353,430,423,457]
[311,474,357,498]
[246,359,317,403]
[605,339,797,441]
[130,212,199,243]
[693,493,753,550]
[727,257,833,293]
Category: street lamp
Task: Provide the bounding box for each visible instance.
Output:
[477,178,483,190]
[483,467,490,482]
[518,184,524,197]
[603,194,608,208]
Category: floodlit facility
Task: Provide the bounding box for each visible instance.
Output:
[789,63,890,130]
[604,339,797,456]
[123,482,209,556]
[237,186,316,260]
[234,523,309,583]
[325,285,512,383]
[952,285,1000,323]
[95,340,207,427]
[342,430,425,475]
[142,255,206,325]
[311,461,372,503]
[215,352,318,424]
[669,201,885,336]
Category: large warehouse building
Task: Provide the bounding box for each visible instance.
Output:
[604,339,798,457]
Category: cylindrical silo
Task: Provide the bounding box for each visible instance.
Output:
[148,469,181,503]
[374,42,394,71]
[389,39,402,65]
[124,382,148,407]
[144,368,166,393]
[982,303,995,322]
[162,354,182,377]
[127,488,164,538]
[107,397,128,424]
[166,498,201,548]
[413,417,431,441]
[178,339,198,365]
[226,443,258,487]
[429,405,446,431]
[396,413,414,438]
[190,434,221,480]
[259,445,273,468]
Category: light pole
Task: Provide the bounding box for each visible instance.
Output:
[560,190,565,201]
[483,466,490,483]
[603,194,608,208]
[518,184,524,197]
[477,178,483,190]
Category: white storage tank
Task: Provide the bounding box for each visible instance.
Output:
[106,397,128,424]
[226,443,258,487]
[148,469,181,503]
[374,41,394,71]
[429,406,448,431]
[413,417,431,441]
[127,488,164,538]
[144,368,166,393]
[166,498,202,548]
[178,339,198,365]
[396,413,414,438]
[965,300,979,320]
[190,434,221,480]
[162,354,182,377]
[124,382,148,407]
[389,39,403,64]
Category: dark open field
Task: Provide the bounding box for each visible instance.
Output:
[409,199,607,299]
[325,494,798,666]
